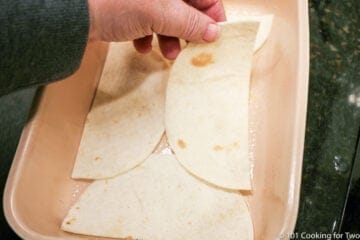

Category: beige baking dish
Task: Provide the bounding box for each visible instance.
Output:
[3,0,309,239]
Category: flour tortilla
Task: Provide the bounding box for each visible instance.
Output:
[62,154,253,240]
[165,22,259,190]
[223,0,273,52]
[226,15,273,52]
[72,42,169,179]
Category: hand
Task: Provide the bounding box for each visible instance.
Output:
[88,0,226,59]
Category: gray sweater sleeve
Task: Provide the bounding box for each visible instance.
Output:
[0,0,89,96]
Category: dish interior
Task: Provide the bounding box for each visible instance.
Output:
[4,0,309,239]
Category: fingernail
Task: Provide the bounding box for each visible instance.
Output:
[203,23,220,42]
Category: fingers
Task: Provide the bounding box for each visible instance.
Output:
[136,0,225,59]
[133,35,153,54]
[186,0,226,21]
[133,34,181,60]
[157,35,181,60]
[152,0,220,43]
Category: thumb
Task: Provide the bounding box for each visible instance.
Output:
[153,1,220,43]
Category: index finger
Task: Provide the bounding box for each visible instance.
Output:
[186,0,226,22]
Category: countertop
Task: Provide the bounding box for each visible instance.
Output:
[0,0,359,238]
[295,0,360,235]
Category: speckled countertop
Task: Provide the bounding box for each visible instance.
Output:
[295,0,360,235]
[0,0,359,238]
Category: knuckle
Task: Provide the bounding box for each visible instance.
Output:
[148,2,166,33]
[183,11,201,40]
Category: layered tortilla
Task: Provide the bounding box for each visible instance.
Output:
[63,154,253,240]
[165,22,259,190]
[72,43,169,179]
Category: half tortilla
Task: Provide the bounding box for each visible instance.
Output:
[232,15,273,52]
[224,1,273,51]
[62,154,253,240]
[72,42,169,179]
[165,22,259,190]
